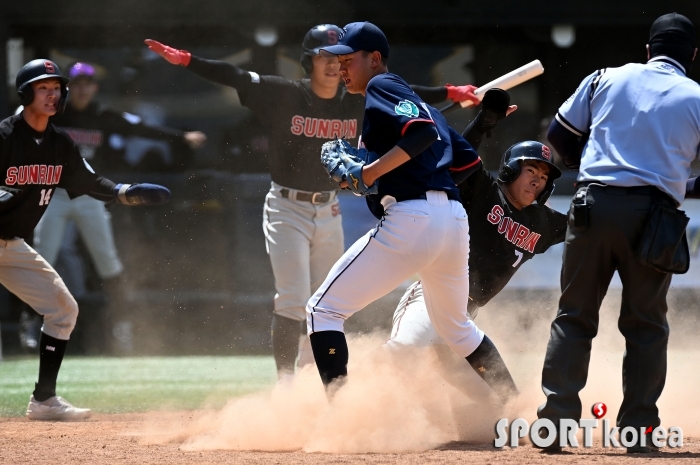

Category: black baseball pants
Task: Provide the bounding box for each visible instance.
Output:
[538,185,672,430]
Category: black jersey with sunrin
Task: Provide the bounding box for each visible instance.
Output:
[460,166,568,307]
[50,102,184,173]
[187,57,364,192]
[0,114,116,240]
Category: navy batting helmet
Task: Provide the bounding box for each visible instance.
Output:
[16,59,69,114]
[300,24,343,74]
[497,141,562,204]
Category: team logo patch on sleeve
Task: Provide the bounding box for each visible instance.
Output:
[395,100,419,118]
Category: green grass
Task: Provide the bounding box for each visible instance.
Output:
[0,355,277,417]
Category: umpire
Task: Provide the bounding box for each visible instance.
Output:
[540,12,700,453]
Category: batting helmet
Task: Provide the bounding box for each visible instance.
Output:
[16,59,69,113]
[497,141,562,204]
[300,24,343,74]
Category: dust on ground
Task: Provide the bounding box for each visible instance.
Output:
[2,291,699,463]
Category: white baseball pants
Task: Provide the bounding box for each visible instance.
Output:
[386,280,492,399]
[307,191,484,358]
[263,182,344,322]
[34,188,123,279]
[0,239,78,340]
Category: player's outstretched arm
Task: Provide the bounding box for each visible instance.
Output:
[145,39,284,91]
[113,183,171,206]
[411,84,480,106]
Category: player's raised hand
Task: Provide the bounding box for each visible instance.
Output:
[114,183,171,206]
[446,84,480,106]
[144,39,191,67]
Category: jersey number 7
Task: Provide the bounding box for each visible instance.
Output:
[512,250,523,268]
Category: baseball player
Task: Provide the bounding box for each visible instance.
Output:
[310,22,517,400]
[387,139,567,398]
[145,27,480,379]
[538,13,700,453]
[31,62,205,353]
[2,59,171,420]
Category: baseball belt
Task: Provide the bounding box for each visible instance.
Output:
[280,188,337,204]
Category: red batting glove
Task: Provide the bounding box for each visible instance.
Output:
[144,39,191,67]
[445,84,480,105]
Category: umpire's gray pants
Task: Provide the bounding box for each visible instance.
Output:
[538,185,671,430]
[0,238,78,340]
[263,182,343,322]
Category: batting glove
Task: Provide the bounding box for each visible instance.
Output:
[144,39,191,67]
[445,84,480,105]
[115,183,171,206]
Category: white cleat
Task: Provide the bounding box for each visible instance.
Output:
[26,395,92,421]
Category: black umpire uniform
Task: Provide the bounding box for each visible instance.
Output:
[541,13,700,451]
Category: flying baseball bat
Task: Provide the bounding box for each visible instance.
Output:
[439,59,545,114]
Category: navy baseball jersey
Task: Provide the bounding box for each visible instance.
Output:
[460,166,567,306]
[0,114,116,240]
[362,73,464,202]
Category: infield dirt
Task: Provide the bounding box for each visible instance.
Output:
[2,292,699,463]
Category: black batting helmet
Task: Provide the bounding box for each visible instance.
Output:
[300,24,343,74]
[16,59,69,114]
[497,141,562,204]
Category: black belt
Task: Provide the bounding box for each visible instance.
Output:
[280,188,336,204]
[576,182,674,203]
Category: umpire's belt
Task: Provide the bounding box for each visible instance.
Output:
[280,188,337,204]
[576,182,673,203]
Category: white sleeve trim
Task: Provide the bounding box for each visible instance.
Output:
[555,113,584,137]
[117,184,131,204]
[249,71,260,84]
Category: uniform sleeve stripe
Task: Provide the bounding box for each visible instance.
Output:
[449,157,482,171]
[400,118,435,137]
[555,113,585,137]
[589,68,606,101]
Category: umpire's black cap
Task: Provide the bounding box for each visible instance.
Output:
[650,12,696,47]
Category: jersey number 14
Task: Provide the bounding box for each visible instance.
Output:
[39,188,53,206]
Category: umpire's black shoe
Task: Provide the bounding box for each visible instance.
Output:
[626,432,660,454]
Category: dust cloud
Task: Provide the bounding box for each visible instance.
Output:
[144,288,700,453]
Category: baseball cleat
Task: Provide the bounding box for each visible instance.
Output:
[26,395,91,421]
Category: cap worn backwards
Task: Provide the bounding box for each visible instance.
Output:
[319,22,389,59]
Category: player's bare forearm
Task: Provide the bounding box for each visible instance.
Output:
[362,146,411,186]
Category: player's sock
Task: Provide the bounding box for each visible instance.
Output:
[271,314,301,377]
[466,335,519,402]
[33,332,68,402]
[309,330,348,387]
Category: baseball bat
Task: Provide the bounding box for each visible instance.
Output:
[439,59,545,114]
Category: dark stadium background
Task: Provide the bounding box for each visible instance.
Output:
[0,1,698,355]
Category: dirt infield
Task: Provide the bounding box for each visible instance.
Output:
[1,412,699,464]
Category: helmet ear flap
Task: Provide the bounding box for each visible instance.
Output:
[537,181,555,204]
[57,84,69,114]
[17,84,33,106]
[498,159,521,184]
[300,54,313,75]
